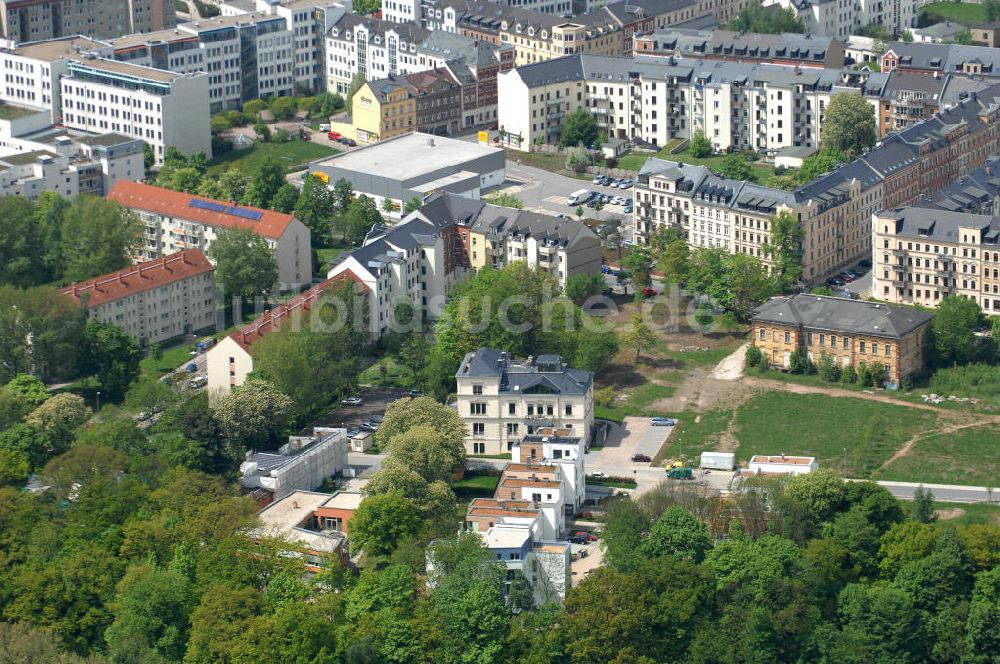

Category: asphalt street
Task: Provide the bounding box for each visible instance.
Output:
[872,480,999,504]
[504,161,633,223]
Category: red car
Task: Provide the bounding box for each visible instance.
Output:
[327,131,343,141]
[642,286,657,298]
[572,531,598,542]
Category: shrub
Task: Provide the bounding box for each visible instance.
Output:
[744,345,762,369]
[857,361,871,387]
[594,386,615,408]
[929,363,1000,398]
[840,365,856,385]
[817,354,840,382]
[789,349,811,374]
[868,361,885,388]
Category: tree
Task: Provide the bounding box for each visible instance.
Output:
[77,321,140,400]
[332,177,355,213]
[799,146,847,183]
[403,196,423,214]
[564,273,606,305]
[60,196,142,282]
[218,168,250,203]
[243,156,286,209]
[0,196,46,287]
[764,209,804,290]
[143,142,155,169]
[0,424,49,471]
[821,92,877,158]
[270,183,300,213]
[353,0,381,13]
[624,310,658,364]
[254,121,271,143]
[185,584,263,664]
[720,152,754,181]
[25,392,88,456]
[384,424,465,484]
[4,374,49,410]
[641,506,712,562]
[0,448,30,487]
[657,236,690,284]
[621,246,654,288]
[343,194,382,245]
[689,130,712,157]
[350,491,422,557]
[34,191,70,282]
[559,108,599,148]
[565,145,592,173]
[162,166,204,193]
[484,192,524,209]
[727,0,805,33]
[912,486,937,523]
[785,469,847,524]
[363,461,456,519]
[931,295,985,366]
[243,99,266,117]
[0,286,84,383]
[104,565,193,662]
[964,567,1000,662]
[213,377,294,453]
[345,71,367,115]
[208,227,279,299]
[374,396,467,454]
[154,392,236,475]
[268,96,296,121]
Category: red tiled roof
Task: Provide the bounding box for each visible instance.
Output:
[228,270,369,351]
[108,181,296,240]
[59,249,213,308]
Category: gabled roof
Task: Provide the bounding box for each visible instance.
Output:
[108,181,297,240]
[60,249,213,308]
[752,294,933,338]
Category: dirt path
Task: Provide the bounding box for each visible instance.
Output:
[878,419,995,472]
[709,342,748,381]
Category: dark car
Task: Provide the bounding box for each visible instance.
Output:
[827,277,844,287]
[568,535,590,545]
[408,390,425,398]
[338,137,357,147]
[631,453,652,462]
[859,259,872,268]
[586,199,598,208]
[573,531,598,542]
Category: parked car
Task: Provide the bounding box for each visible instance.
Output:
[827,277,844,287]
[592,175,605,185]
[839,273,855,283]
[338,137,357,146]
[623,204,634,214]
[360,422,379,432]
[300,131,311,140]
[341,396,364,406]
[589,471,607,479]
[642,286,657,298]
[136,411,152,422]
[186,362,197,373]
[586,199,598,208]
[568,535,590,545]
[327,130,343,140]
[612,196,626,205]
[189,375,208,389]
[371,414,385,424]
[651,417,676,426]
[631,453,652,462]
[859,259,872,268]
[347,428,361,437]
[408,390,425,397]
[618,179,633,189]
[573,531,599,542]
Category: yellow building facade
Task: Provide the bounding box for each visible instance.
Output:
[352,81,416,144]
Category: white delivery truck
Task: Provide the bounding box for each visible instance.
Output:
[567,189,593,205]
[700,451,736,470]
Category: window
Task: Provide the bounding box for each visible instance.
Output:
[784,331,790,343]
[470,402,486,415]
[885,345,892,357]
[860,341,866,353]
[807,332,813,345]
[564,404,573,416]
[508,402,516,415]
[819,333,825,346]
[531,493,542,501]
[472,384,483,395]
[474,442,485,454]
[759,328,766,340]
[472,422,484,437]
[830,336,837,347]
[843,337,849,350]
[872,343,878,355]
[507,423,519,435]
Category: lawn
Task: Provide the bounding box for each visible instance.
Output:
[139,342,198,381]
[358,356,413,388]
[206,141,339,176]
[748,367,869,393]
[587,477,638,489]
[595,382,679,422]
[450,474,500,499]
[315,248,343,275]
[658,408,733,465]
[919,2,987,26]
[932,501,1000,526]
[731,392,939,478]
[877,424,1000,487]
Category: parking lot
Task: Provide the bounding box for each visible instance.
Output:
[303,386,408,434]
[585,416,674,469]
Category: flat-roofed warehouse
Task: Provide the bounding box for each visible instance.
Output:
[308,132,505,212]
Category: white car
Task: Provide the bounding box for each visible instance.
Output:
[341,396,364,406]
[189,375,208,389]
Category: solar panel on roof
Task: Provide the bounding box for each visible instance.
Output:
[189,198,226,212]
[225,206,264,221]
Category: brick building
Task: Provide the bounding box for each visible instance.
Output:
[751,293,932,385]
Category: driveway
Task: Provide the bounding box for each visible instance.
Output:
[570,541,604,587]
[586,416,673,468]
[304,386,407,432]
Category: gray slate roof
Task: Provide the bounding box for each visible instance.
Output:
[752,294,933,338]
[879,206,1000,244]
[457,347,593,395]
[915,155,1000,213]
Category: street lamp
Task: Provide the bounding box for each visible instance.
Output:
[96,391,102,412]
[843,447,848,478]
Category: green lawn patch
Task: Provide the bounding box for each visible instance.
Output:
[919,2,986,26]
[139,342,198,381]
[732,392,939,478]
[658,408,732,465]
[616,147,780,180]
[450,474,500,500]
[594,382,677,421]
[468,453,512,460]
[877,424,1000,487]
[207,141,339,176]
[932,501,1000,525]
[751,369,869,393]
[587,477,637,489]
[315,247,343,274]
[358,356,413,388]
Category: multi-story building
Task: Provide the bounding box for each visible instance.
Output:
[498,54,888,154]
[352,75,417,143]
[206,271,368,396]
[512,427,587,512]
[634,29,844,69]
[882,41,1000,78]
[876,71,992,137]
[325,15,427,94]
[59,249,216,346]
[108,181,312,287]
[764,0,917,40]
[872,205,1000,316]
[0,0,176,43]
[751,293,932,385]
[454,348,594,456]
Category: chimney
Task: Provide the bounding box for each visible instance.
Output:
[292,500,300,508]
[118,272,124,284]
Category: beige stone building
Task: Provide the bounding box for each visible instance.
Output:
[59,249,216,346]
[872,206,1000,315]
[0,0,176,43]
[751,293,932,385]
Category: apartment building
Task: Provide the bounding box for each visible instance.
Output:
[751,293,932,384]
[764,0,917,40]
[254,490,349,572]
[872,206,1000,316]
[454,348,594,456]
[108,181,312,287]
[59,249,216,346]
[877,72,991,137]
[512,428,587,512]
[0,0,176,43]
[325,15,427,94]
[882,41,1000,78]
[351,66,467,143]
[498,54,887,154]
[635,29,844,69]
[206,271,367,397]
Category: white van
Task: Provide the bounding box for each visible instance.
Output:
[319,123,331,132]
[567,189,593,206]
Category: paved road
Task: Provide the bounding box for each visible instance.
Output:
[504,161,632,222]
[872,480,999,504]
[846,271,872,297]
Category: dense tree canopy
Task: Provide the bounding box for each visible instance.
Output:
[821,92,878,158]
[208,228,279,299]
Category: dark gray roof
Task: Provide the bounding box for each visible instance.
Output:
[752,294,933,338]
[879,206,999,244]
[915,155,1000,213]
[644,28,836,63]
[859,137,920,177]
[456,347,593,395]
[887,41,1000,76]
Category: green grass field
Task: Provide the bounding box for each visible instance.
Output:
[207,141,339,176]
[932,501,1000,526]
[139,342,197,381]
[919,2,987,26]
[358,356,414,388]
[658,408,733,465]
[594,382,679,422]
[731,392,939,478]
[617,148,774,179]
[878,424,1000,487]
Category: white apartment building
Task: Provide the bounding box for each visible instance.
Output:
[511,430,587,513]
[108,180,312,287]
[500,212,603,289]
[764,0,917,39]
[872,206,1000,315]
[454,348,595,457]
[325,15,426,94]
[498,54,887,155]
[59,58,210,163]
[58,249,217,346]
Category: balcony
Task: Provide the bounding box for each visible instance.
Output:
[592,93,608,101]
[524,415,555,427]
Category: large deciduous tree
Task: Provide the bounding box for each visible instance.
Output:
[764,209,805,291]
[243,156,286,209]
[60,197,142,282]
[558,109,599,148]
[349,490,422,557]
[0,196,47,287]
[931,295,985,367]
[295,173,335,245]
[374,395,467,456]
[208,227,279,299]
[821,92,877,158]
[213,377,294,453]
[77,321,141,400]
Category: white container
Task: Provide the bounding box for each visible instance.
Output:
[700,451,736,470]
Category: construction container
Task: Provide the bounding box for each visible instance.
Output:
[700,451,736,470]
